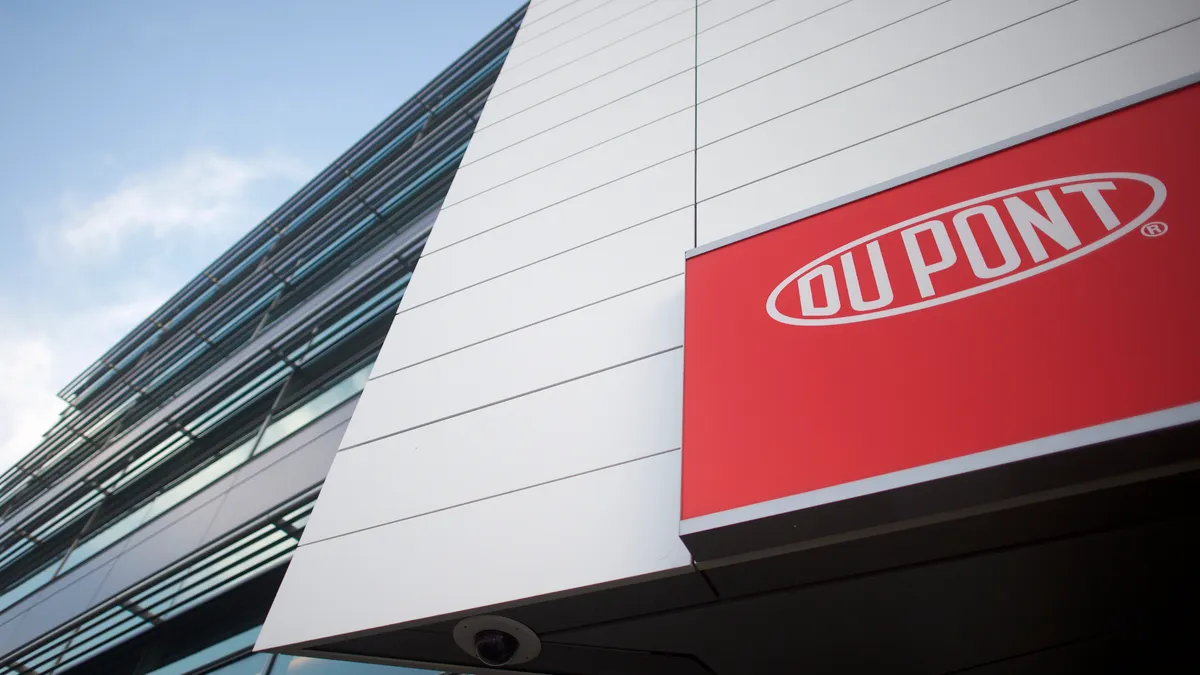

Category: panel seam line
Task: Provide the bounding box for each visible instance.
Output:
[442,107,693,211]
[398,204,692,315]
[487,1,698,108]
[372,273,684,381]
[507,0,626,57]
[518,0,590,32]
[697,0,859,69]
[460,68,693,169]
[341,345,683,452]
[697,0,1079,149]
[477,0,782,134]
[697,16,1199,206]
[503,0,659,75]
[693,0,699,248]
[300,447,681,547]
[422,150,693,257]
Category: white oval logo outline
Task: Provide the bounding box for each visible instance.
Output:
[766,172,1167,326]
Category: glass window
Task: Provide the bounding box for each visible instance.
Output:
[0,561,59,612]
[146,438,254,518]
[207,283,284,343]
[166,283,223,337]
[254,362,373,455]
[285,213,375,288]
[0,537,35,571]
[378,145,467,214]
[0,473,32,508]
[106,431,191,491]
[205,652,272,675]
[60,501,153,572]
[186,362,290,437]
[60,435,255,574]
[33,434,88,478]
[284,177,351,236]
[432,49,507,114]
[146,340,211,392]
[271,655,436,675]
[28,487,104,542]
[146,625,261,675]
[56,607,151,672]
[166,530,295,619]
[0,317,348,604]
[86,391,137,435]
[231,237,280,279]
[301,280,407,364]
[350,114,428,180]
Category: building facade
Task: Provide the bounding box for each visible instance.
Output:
[256,0,1200,673]
[0,6,525,674]
[4,1,1200,674]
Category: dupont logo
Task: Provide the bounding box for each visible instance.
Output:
[766,173,1167,326]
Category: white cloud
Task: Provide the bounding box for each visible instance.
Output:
[0,149,309,475]
[0,329,62,474]
[0,294,169,475]
[59,151,307,256]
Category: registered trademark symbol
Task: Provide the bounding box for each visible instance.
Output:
[1141,221,1168,237]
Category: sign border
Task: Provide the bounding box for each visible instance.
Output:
[680,74,1200,544]
[680,402,1200,537]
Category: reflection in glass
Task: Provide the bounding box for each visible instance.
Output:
[145,625,261,675]
[253,361,372,455]
[0,360,369,612]
[207,652,272,675]
[56,608,150,672]
[271,654,436,675]
[0,562,58,613]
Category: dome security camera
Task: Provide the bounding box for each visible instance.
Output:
[453,615,541,668]
[473,628,521,666]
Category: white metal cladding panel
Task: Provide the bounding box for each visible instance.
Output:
[696,0,1200,200]
[341,275,684,448]
[511,0,613,48]
[476,5,695,128]
[502,0,694,89]
[505,0,662,71]
[464,36,694,164]
[374,208,690,376]
[203,422,347,539]
[301,350,684,544]
[256,450,690,651]
[698,0,946,100]
[401,156,693,309]
[260,0,701,651]
[698,0,775,31]
[697,0,1077,142]
[521,0,582,26]
[697,0,859,63]
[695,18,1200,245]
[427,108,693,252]
[445,72,693,207]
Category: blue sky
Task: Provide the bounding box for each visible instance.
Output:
[0,0,525,472]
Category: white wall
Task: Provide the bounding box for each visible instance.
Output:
[258,0,697,650]
[258,0,1200,651]
[694,0,1200,245]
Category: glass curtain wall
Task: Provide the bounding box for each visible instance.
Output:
[0,5,524,674]
[0,19,512,617]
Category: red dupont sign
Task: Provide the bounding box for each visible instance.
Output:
[682,83,1200,531]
